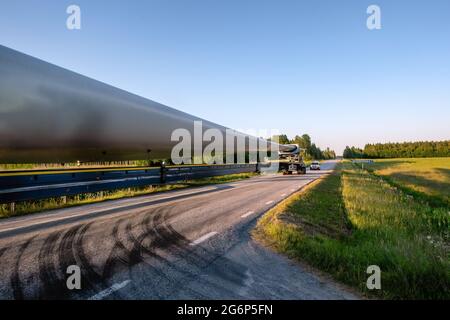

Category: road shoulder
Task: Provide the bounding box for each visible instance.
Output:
[252,163,364,299]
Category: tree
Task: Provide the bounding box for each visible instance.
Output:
[362,141,449,158]
[343,146,365,159]
[301,134,312,154]
[343,146,352,159]
[271,134,290,145]
[323,147,336,160]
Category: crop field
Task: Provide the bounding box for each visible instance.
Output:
[363,158,449,207]
[255,160,449,299]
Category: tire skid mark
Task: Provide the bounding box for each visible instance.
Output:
[72,222,104,293]
[8,185,261,299]
[4,195,214,299]
[59,224,82,267]
[123,208,179,297]
[37,224,93,299]
[153,207,247,299]
[125,211,173,268]
[134,207,201,271]
[149,211,180,251]
[103,208,162,277]
[155,207,218,268]
[56,224,85,299]
[99,205,208,298]
[146,208,225,283]
[0,247,7,259]
[150,204,226,270]
[145,209,208,267]
[102,217,141,280]
[100,214,164,299]
[10,236,37,300]
[38,231,64,299]
[107,207,200,298]
[57,222,103,298]
[129,212,162,259]
[163,201,263,282]
[101,207,176,277]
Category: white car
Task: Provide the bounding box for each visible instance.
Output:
[310,161,320,170]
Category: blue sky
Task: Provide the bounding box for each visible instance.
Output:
[1,0,449,154]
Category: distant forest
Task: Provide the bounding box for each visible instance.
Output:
[343,140,450,159]
[270,134,336,160]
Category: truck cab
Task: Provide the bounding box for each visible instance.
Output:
[277,144,307,175]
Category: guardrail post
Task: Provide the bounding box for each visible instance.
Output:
[160,162,166,184]
[10,202,15,214]
[62,196,67,204]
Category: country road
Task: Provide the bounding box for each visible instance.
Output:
[0,160,358,300]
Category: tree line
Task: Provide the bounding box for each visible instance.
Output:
[271,134,336,160]
[343,140,450,159]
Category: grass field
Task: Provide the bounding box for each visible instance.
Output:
[254,161,449,299]
[362,157,450,207]
[0,172,257,218]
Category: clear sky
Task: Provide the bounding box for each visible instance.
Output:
[1,0,449,154]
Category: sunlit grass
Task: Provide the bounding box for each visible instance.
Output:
[363,158,450,207]
[255,162,449,299]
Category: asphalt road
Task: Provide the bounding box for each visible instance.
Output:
[0,160,358,300]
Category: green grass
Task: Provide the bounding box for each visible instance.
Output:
[362,157,450,207]
[0,172,257,218]
[254,162,449,299]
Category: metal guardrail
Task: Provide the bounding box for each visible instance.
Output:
[0,164,258,204]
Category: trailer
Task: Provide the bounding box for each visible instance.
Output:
[278,144,307,175]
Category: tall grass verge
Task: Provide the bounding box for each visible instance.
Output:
[254,163,449,299]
